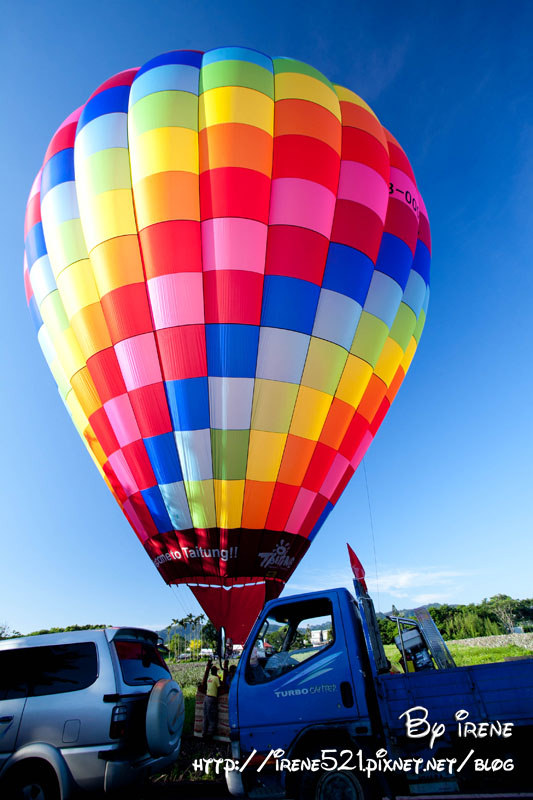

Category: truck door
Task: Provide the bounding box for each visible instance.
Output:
[235,593,361,755]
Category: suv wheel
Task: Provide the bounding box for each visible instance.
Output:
[5,762,60,800]
[145,678,184,757]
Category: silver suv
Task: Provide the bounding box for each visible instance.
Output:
[0,627,184,798]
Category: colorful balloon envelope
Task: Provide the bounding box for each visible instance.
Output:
[24,48,430,642]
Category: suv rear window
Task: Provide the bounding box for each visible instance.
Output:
[114,640,170,686]
[0,643,98,697]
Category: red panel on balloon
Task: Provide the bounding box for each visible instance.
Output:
[89,406,119,456]
[156,325,208,380]
[265,225,329,284]
[341,127,390,182]
[128,383,173,438]
[265,483,300,530]
[272,135,340,193]
[203,270,263,325]
[121,440,157,491]
[100,283,154,343]
[331,199,383,262]
[302,442,338,492]
[87,347,127,403]
[200,168,271,222]
[139,220,202,277]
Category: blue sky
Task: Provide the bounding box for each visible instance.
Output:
[1,1,532,634]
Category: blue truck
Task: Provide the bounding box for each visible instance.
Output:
[224,575,533,799]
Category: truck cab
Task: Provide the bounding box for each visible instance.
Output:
[227,583,533,799]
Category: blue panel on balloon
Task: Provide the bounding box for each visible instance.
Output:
[40,148,75,197]
[136,49,203,78]
[143,432,184,484]
[166,377,210,431]
[78,86,131,131]
[412,240,430,286]
[141,486,173,532]
[206,324,259,378]
[261,276,320,334]
[308,502,334,543]
[375,233,413,291]
[25,222,47,267]
[203,47,272,72]
[29,296,43,332]
[322,243,374,305]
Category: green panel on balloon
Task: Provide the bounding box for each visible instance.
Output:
[251,380,299,433]
[40,291,70,333]
[272,58,336,91]
[183,480,216,529]
[50,219,88,275]
[414,308,427,343]
[390,302,416,351]
[301,338,348,395]
[81,149,132,194]
[211,429,250,480]
[199,61,274,97]
[129,91,199,134]
[350,312,389,368]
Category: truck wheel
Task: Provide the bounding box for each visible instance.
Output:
[5,762,60,800]
[145,677,185,757]
[299,766,376,800]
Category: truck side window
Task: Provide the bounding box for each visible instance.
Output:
[246,598,334,685]
[0,650,28,699]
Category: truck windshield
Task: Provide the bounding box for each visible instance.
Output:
[246,597,334,685]
[114,640,170,686]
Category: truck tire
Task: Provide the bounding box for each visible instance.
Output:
[299,768,374,800]
[145,678,185,757]
[4,761,60,800]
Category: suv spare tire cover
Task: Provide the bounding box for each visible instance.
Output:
[145,678,185,757]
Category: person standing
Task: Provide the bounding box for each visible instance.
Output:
[203,665,221,738]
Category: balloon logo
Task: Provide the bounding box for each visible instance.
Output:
[24,48,430,641]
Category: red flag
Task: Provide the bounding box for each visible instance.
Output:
[347,544,368,592]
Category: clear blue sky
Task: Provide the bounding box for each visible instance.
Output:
[1,1,532,634]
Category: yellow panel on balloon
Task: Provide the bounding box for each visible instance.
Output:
[57,259,100,318]
[214,480,245,528]
[65,388,89,437]
[374,337,404,387]
[335,355,373,408]
[275,73,341,121]
[251,379,299,433]
[184,480,217,529]
[70,366,101,418]
[334,85,378,119]
[289,386,333,440]
[82,189,137,252]
[71,303,112,358]
[246,431,287,482]
[199,86,274,133]
[54,327,86,381]
[401,336,418,374]
[133,171,200,228]
[89,235,145,295]
[130,127,199,183]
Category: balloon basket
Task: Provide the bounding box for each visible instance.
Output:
[193,689,230,741]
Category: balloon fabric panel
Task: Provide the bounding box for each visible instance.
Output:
[24,48,431,643]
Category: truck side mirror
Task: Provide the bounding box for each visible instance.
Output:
[215,627,226,662]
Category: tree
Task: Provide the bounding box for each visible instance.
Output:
[202,620,217,648]
[0,622,21,639]
[482,595,518,634]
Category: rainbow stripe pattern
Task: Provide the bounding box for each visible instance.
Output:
[24,48,430,641]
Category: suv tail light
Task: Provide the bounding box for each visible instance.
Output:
[110,705,128,739]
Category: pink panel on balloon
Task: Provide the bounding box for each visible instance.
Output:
[148,273,204,328]
[268,178,336,238]
[201,217,268,272]
[104,393,141,447]
[337,161,388,223]
[350,430,374,471]
[114,333,163,390]
[285,486,317,534]
[123,498,149,542]
[108,450,139,497]
[320,452,351,500]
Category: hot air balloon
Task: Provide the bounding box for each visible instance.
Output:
[23,47,430,643]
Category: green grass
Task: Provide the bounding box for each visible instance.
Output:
[384,641,533,668]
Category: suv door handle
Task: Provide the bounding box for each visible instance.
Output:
[0,716,14,723]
